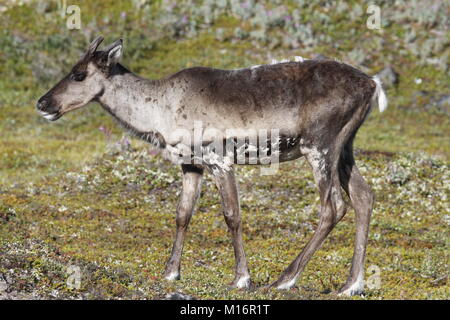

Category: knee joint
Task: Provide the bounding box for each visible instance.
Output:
[362,189,374,209]
[223,209,240,230]
[176,206,193,227]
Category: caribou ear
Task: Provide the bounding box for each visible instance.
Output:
[104,39,123,66]
[86,35,104,56]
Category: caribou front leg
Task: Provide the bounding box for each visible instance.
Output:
[164,164,204,281]
[209,166,251,289]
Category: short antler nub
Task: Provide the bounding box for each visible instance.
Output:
[103,39,123,52]
[87,35,104,55]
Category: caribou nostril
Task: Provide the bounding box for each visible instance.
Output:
[36,99,46,111]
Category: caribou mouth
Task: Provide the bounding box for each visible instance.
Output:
[39,111,62,121]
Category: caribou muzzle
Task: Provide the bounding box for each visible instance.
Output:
[36,96,62,121]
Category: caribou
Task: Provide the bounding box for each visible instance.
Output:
[37,36,387,296]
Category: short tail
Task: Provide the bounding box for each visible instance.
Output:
[372,76,388,112]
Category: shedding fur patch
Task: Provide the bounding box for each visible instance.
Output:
[300,141,328,182]
[162,134,284,170]
[270,56,307,65]
[242,56,308,71]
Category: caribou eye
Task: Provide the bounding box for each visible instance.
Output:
[71,72,87,82]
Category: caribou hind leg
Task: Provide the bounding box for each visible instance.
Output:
[209,165,251,289]
[270,98,374,292]
[270,143,347,289]
[164,164,204,281]
[338,140,374,296]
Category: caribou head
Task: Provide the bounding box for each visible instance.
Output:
[36,36,123,121]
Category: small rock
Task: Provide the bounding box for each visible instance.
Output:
[376,66,399,89]
[164,292,196,300]
[412,90,429,99]
[387,163,410,185]
[430,94,450,114]
[313,54,329,60]
[0,280,8,292]
[409,91,450,114]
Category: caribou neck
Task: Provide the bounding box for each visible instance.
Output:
[96,64,169,148]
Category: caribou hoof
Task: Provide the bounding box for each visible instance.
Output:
[337,281,365,297]
[164,271,180,281]
[230,275,252,289]
[269,278,297,290]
